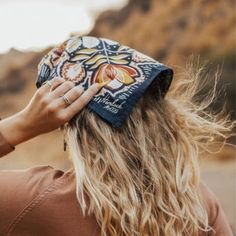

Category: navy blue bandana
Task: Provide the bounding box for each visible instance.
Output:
[36,36,173,128]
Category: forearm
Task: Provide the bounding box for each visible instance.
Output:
[0,111,35,158]
[0,112,32,146]
[0,128,15,157]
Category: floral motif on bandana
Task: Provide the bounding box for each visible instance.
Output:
[37,36,173,127]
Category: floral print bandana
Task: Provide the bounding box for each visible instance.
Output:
[36,36,173,128]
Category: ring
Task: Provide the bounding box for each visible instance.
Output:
[46,81,53,88]
[42,80,53,88]
[60,94,72,106]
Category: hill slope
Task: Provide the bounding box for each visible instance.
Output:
[90,0,235,63]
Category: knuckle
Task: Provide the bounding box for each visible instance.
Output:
[57,112,68,122]
[64,81,74,89]
[47,104,57,114]
[41,96,50,106]
[75,86,84,96]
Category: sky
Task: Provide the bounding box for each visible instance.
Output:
[0,0,127,53]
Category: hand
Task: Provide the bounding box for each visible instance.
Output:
[0,77,104,147]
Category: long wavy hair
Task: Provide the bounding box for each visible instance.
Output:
[65,61,234,236]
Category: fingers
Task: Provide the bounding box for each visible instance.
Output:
[62,83,102,120]
[39,78,105,124]
[50,80,75,99]
[41,77,65,93]
[50,77,66,91]
[55,85,85,108]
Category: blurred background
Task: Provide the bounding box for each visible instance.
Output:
[0,0,235,233]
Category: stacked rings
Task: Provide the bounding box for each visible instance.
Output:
[60,94,72,106]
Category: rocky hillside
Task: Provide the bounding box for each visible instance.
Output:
[91,0,235,62]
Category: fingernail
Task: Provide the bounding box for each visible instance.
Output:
[99,81,109,87]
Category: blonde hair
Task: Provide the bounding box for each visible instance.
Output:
[65,61,234,236]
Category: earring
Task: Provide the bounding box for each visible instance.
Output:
[59,125,67,152]
[63,135,67,152]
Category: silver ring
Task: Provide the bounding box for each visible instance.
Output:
[47,81,53,88]
[61,94,72,106]
[43,80,53,88]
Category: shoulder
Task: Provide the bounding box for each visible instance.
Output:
[199,182,220,225]
[199,182,233,236]
[0,165,65,234]
[0,165,65,199]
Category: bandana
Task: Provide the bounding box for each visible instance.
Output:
[36,36,173,128]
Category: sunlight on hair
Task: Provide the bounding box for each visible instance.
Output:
[65,59,234,235]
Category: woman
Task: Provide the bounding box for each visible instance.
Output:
[0,36,234,236]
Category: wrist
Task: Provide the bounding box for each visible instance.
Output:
[0,111,34,146]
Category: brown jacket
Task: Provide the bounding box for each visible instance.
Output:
[0,132,233,236]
